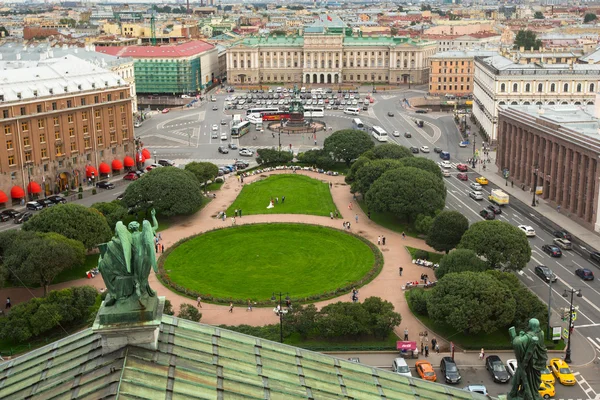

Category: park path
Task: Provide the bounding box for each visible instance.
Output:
[1,170,446,350]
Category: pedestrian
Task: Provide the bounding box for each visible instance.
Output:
[349,202,353,210]
[5,297,11,310]
[557,205,561,213]
[158,233,162,241]
[247,299,253,312]
[229,302,234,313]
[377,236,381,245]
[197,296,202,308]
[241,176,244,184]
[161,244,165,253]
[479,348,485,360]
[282,196,285,203]
[425,344,429,357]
[355,214,358,223]
[222,212,226,221]
[401,231,406,239]
[329,182,333,189]
[155,243,158,253]
[275,197,279,204]
[431,337,437,352]
[347,222,351,229]
[314,139,317,146]
[239,209,242,218]
[382,236,386,245]
[335,210,339,218]
[330,211,334,219]
[404,328,409,341]
[231,217,236,225]
[368,211,371,219]
[421,342,424,355]
[286,298,291,309]
[235,209,238,217]
[343,221,347,229]
[511,180,514,188]
[399,266,403,276]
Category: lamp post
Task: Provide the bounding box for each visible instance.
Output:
[26,162,32,201]
[531,165,539,207]
[153,150,157,164]
[271,292,290,343]
[371,73,375,94]
[472,130,477,169]
[562,288,582,363]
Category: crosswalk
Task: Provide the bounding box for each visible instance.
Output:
[380,95,397,100]
[573,371,599,400]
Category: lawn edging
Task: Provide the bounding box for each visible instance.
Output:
[157,222,383,306]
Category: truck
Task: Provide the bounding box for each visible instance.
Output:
[488,189,509,206]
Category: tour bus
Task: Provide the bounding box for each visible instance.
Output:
[247,113,263,124]
[371,126,389,142]
[231,121,251,138]
[344,107,361,115]
[246,107,279,116]
[352,118,365,130]
[304,106,325,118]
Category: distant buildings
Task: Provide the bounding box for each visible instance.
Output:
[428,50,498,96]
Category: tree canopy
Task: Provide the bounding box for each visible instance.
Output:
[122,167,204,217]
[256,148,293,165]
[184,161,219,191]
[323,129,374,166]
[584,13,598,23]
[435,249,489,280]
[345,156,371,185]
[23,204,112,250]
[427,272,516,334]
[365,167,446,222]
[351,159,404,196]
[458,220,531,271]
[426,211,469,253]
[91,200,128,230]
[533,11,544,19]
[398,157,443,180]
[297,149,336,170]
[362,143,413,161]
[514,30,542,50]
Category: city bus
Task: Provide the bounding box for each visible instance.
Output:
[246,107,279,116]
[371,126,389,142]
[231,121,251,138]
[352,118,365,130]
[261,112,291,121]
[304,106,325,118]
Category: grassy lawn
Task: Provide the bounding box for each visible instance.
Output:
[53,254,99,284]
[226,174,338,217]
[405,246,444,264]
[164,224,375,302]
[357,198,419,237]
[205,181,224,191]
[285,332,398,351]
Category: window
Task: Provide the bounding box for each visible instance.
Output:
[84,137,91,148]
[109,120,115,129]
[56,145,63,155]
[70,142,77,152]
[82,111,88,120]
[4,125,11,135]
[23,137,30,147]
[120,105,125,113]
[81,98,86,106]
[538,83,543,92]
[6,140,12,150]
[38,119,45,129]
[52,102,57,110]
[107,94,112,102]
[512,83,518,92]
[121,118,126,126]
[97,136,103,145]
[110,132,116,142]
[122,129,129,139]
[8,155,15,166]
[53,117,59,126]
[95,110,101,118]
[83,125,89,134]
[67,100,72,108]
[563,83,569,92]
[591,83,595,92]
[20,107,25,115]
[550,83,556,92]
[39,132,46,143]
[24,151,32,162]
[67,114,74,123]
[41,148,47,158]
[96,122,102,131]
[69,127,75,137]
[94,95,99,104]
[525,83,531,92]
[55,131,60,140]
[120,92,124,100]
[577,83,582,92]
[2,110,8,118]
[21,122,28,131]
[37,105,42,113]
[500,83,506,92]
[108,108,113,116]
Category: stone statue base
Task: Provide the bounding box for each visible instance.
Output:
[93,296,165,355]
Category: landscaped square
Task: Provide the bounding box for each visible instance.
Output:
[226,174,338,217]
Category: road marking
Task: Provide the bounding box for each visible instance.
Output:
[143,134,196,147]
[574,372,598,400]
[587,337,600,350]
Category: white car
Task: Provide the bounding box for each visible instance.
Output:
[459,141,468,148]
[392,130,400,137]
[239,148,253,157]
[441,161,452,169]
[392,358,412,378]
[220,133,228,141]
[420,146,430,153]
[469,182,482,191]
[469,190,483,200]
[518,225,536,237]
[212,124,218,131]
[506,359,517,376]
[442,169,451,177]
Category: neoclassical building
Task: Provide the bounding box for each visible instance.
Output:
[226,33,437,86]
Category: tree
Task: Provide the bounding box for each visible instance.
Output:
[323,129,374,166]
[163,299,175,316]
[365,167,446,222]
[513,30,542,50]
[435,249,489,280]
[426,211,469,253]
[427,272,516,334]
[361,143,413,161]
[351,159,404,195]
[414,214,434,235]
[256,148,293,164]
[288,303,319,338]
[406,288,429,316]
[584,13,598,23]
[399,157,443,180]
[91,200,128,230]
[23,204,112,250]
[316,301,371,339]
[178,304,202,322]
[362,297,402,339]
[122,167,204,217]
[184,161,219,192]
[459,220,531,271]
[297,149,335,170]
[533,11,544,19]
[345,156,370,185]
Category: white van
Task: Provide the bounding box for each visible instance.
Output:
[392,358,412,378]
[344,107,360,115]
[300,87,306,93]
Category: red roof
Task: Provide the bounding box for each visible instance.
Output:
[96,40,215,59]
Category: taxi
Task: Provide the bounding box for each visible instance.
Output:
[415,360,437,382]
[539,382,555,399]
[540,366,555,385]
[549,358,576,385]
[475,176,489,185]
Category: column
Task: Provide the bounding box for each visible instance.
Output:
[303,52,306,69]
[569,151,579,212]
[270,52,273,69]
[509,125,517,180]
[554,145,564,203]
[577,153,587,217]
[561,148,572,207]
[519,128,527,182]
[353,51,357,67]
[585,157,596,222]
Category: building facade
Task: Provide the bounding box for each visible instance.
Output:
[429,50,498,96]
[226,34,437,86]
[497,104,600,231]
[472,55,600,141]
[0,56,134,202]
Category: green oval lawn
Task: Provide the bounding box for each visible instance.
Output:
[164,224,375,301]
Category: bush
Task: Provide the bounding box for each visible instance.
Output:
[78,193,83,200]
[414,214,434,235]
[163,299,175,315]
[178,303,202,322]
[414,249,429,260]
[92,189,97,195]
[78,186,83,193]
[406,288,429,316]
[215,177,224,183]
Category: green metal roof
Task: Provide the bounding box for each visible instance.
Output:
[241,35,305,47]
[343,36,436,48]
[0,315,488,400]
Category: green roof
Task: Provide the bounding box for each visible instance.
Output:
[0,315,488,399]
[241,35,305,47]
[343,36,436,48]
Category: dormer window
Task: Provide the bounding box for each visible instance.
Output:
[78,84,82,90]
[105,81,108,87]
[17,93,22,99]
[91,83,95,89]
[64,86,68,92]
[49,88,53,95]
[33,90,38,97]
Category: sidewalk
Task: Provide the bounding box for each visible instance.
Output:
[483,150,600,252]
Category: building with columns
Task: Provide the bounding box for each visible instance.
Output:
[226,33,437,86]
[496,103,600,232]
[472,54,600,142]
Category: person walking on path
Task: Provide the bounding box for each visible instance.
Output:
[330,211,334,219]
[197,296,202,308]
[239,209,242,218]
[229,302,234,313]
[329,182,333,189]
[282,196,285,204]
[377,236,381,245]
[155,243,159,253]
[368,211,371,220]
[401,232,406,239]
[247,299,253,312]
[404,328,409,341]
[425,344,429,357]
[399,267,403,276]
[431,337,437,352]
[421,342,424,355]
[382,236,386,245]
[231,217,236,225]
[161,244,165,253]
[479,348,485,360]
[355,214,358,224]
[5,297,10,310]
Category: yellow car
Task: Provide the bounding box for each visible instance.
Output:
[539,382,555,399]
[549,358,576,385]
[541,366,555,385]
[475,176,489,185]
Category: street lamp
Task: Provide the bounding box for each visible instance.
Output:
[271,292,290,343]
[531,165,539,207]
[472,130,477,169]
[371,73,375,94]
[153,150,157,164]
[562,288,582,363]
[25,162,32,201]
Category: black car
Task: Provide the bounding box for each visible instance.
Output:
[387,111,395,117]
[234,160,249,169]
[218,146,229,154]
[1,209,20,219]
[480,209,495,220]
[553,230,572,241]
[591,251,600,263]
[0,213,10,222]
[14,212,33,224]
[541,244,562,257]
[410,146,419,154]
[488,204,502,214]
[47,195,67,204]
[434,147,442,153]
[575,268,594,281]
[440,357,461,384]
[534,265,557,282]
[404,132,412,138]
[26,201,43,211]
[38,199,54,208]
[485,355,510,383]
[96,181,115,190]
[415,109,428,114]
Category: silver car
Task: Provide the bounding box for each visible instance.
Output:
[469,190,484,200]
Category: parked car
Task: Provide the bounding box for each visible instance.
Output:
[123,172,138,181]
[457,163,469,172]
[218,146,229,154]
[1,209,20,219]
[234,160,249,169]
[348,357,360,363]
[542,244,562,257]
[37,199,54,208]
[575,268,594,281]
[158,159,176,167]
[161,108,169,114]
[553,238,572,250]
[26,201,43,211]
[415,360,436,382]
[392,358,412,378]
[14,212,33,224]
[552,230,572,240]
[463,385,487,395]
[47,195,67,204]
[549,358,576,386]
[534,265,557,283]
[212,124,218,131]
[518,225,536,237]
[440,357,461,384]
[457,173,468,181]
[591,251,600,263]
[0,213,10,222]
[485,355,510,383]
[480,209,495,220]
[488,204,502,214]
[96,181,115,189]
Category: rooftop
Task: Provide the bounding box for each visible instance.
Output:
[96,40,215,59]
[431,50,499,59]
[475,54,600,76]
[0,314,488,400]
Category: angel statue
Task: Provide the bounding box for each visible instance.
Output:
[98,209,159,308]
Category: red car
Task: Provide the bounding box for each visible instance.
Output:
[162,108,170,114]
[457,173,468,181]
[457,163,469,172]
[123,172,138,181]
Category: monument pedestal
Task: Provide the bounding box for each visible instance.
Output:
[93,296,165,355]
